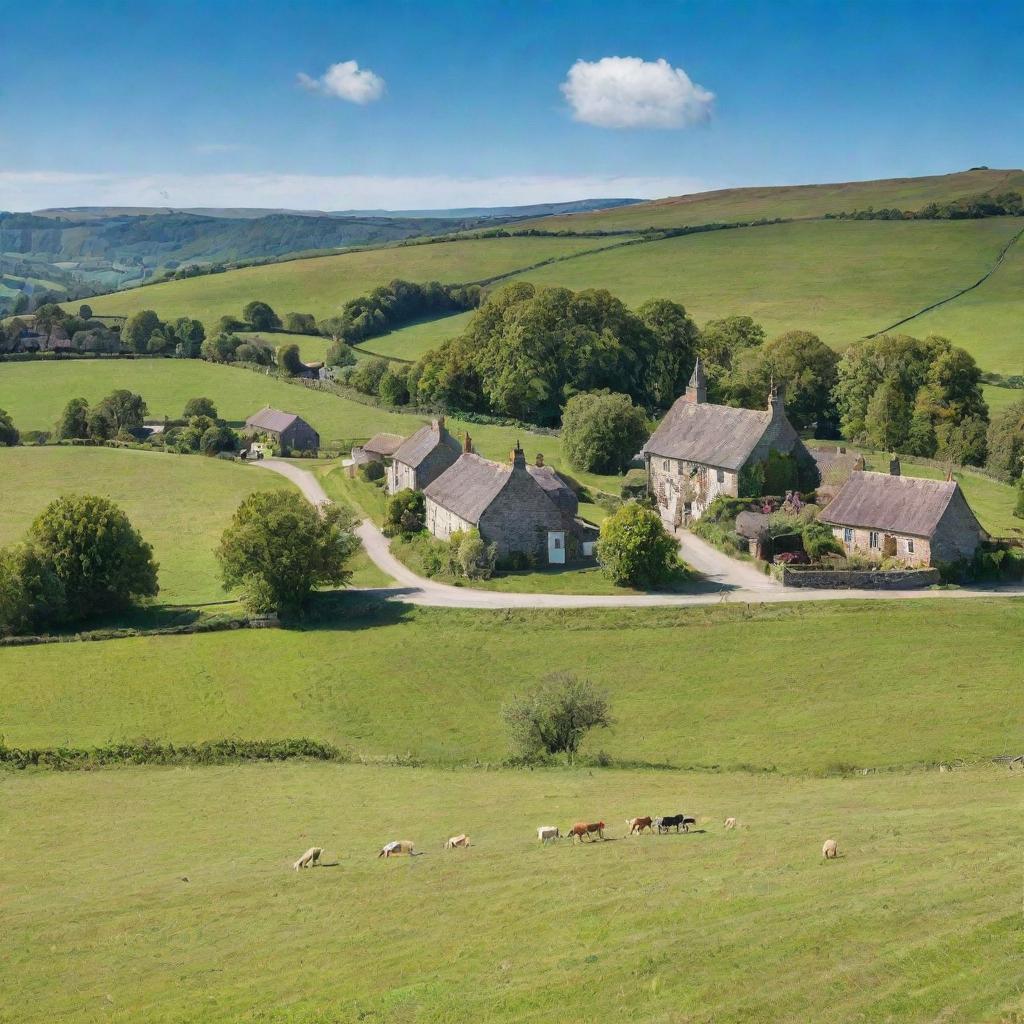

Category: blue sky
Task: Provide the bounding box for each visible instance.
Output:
[1,0,1021,210]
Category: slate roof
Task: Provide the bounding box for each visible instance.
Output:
[526,464,576,510]
[424,452,514,524]
[361,432,405,457]
[644,398,774,471]
[735,510,771,539]
[245,407,299,433]
[392,420,461,468]
[818,471,961,537]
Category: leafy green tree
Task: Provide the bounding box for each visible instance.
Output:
[242,301,281,331]
[447,529,496,580]
[32,303,67,332]
[596,502,681,588]
[183,397,218,420]
[0,408,19,446]
[55,398,91,440]
[87,407,115,441]
[636,298,700,405]
[936,415,988,467]
[168,317,205,358]
[199,423,238,456]
[985,398,1024,481]
[276,342,304,376]
[235,342,273,365]
[501,672,613,761]
[96,390,147,431]
[325,339,357,367]
[561,391,648,474]
[122,310,163,353]
[802,520,844,560]
[217,491,359,614]
[864,378,912,451]
[351,357,390,395]
[201,333,240,363]
[1016,477,1024,520]
[78,304,93,319]
[0,543,65,636]
[30,495,159,620]
[217,315,248,334]
[377,365,411,405]
[147,330,170,354]
[284,312,317,334]
[383,489,424,537]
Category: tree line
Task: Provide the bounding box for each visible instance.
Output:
[826,191,1024,221]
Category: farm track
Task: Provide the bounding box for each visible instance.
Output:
[253,458,1024,608]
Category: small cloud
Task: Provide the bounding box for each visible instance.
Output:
[297,60,385,104]
[560,56,713,129]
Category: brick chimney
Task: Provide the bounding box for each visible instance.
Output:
[511,440,527,470]
[767,377,786,420]
[682,356,707,404]
[889,456,901,477]
[463,432,473,454]
[535,453,544,467]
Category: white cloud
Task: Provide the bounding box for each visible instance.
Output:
[297,60,385,104]
[0,170,714,212]
[561,56,714,129]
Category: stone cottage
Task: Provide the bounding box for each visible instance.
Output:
[423,443,597,564]
[818,460,985,566]
[351,431,405,468]
[243,407,320,452]
[386,416,462,494]
[644,358,815,527]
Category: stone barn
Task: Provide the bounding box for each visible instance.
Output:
[386,416,462,494]
[818,460,985,566]
[243,407,320,452]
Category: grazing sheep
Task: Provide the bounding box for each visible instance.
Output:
[724,817,737,830]
[537,826,561,843]
[822,839,838,859]
[445,834,471,849]
[378,840,416,858]
[293,846,323,870]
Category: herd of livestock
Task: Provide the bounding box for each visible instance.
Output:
[291,812,841,867]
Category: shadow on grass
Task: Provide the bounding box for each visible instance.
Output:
[291,589,416,632]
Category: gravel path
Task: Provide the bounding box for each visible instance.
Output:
[252,458,1024,609]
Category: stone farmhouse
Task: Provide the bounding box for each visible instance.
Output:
[819,460,985,567]
[243,407,320,451]
[351,431,405,468]
[423,442,598,564]
[387,417,462,494]
[644,358,815,527]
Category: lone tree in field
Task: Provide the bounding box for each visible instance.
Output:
[276,342,304,377]
[0,408,19,446]
[217,491,359,614]
[243,301,282,332]
[502,672,613,762]
[30,495,159,620]
[561,391,648,474]
[596,501,682,588]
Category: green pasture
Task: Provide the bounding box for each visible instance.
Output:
[234,330,334,363]
[0,446,293,605]
[2,761,1019,1024]
[529,167,1024,230]
[0,360,623,492]
[77,236,630,331]
[982,384,1021,416]
[511,218,1024,367]
[1,600,1020,770]
[352,308,475,361]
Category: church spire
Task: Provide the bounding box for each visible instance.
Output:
[685,356,707,404]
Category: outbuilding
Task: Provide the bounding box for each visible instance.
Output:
[243,407,320,452]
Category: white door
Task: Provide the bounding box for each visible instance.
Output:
[548,531,566,565]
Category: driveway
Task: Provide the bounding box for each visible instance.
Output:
[251,459,1024,609]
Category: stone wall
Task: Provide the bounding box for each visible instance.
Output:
[479,465,564,561]
[425,499,474,542]
[778,566,941,589]
[829,526,930,566]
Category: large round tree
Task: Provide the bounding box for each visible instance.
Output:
[561,391,649,474]
[596,502,682,588]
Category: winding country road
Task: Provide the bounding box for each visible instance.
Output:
[253,458,1024,609]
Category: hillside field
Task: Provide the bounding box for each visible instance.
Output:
[0,446,294,605]
[529,168,1024,231]
[2,600,1021,771]
[2,761,1019,1024]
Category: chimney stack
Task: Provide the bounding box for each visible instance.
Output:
[463,432,473,454]
[683,356,707,404]
[768,377,786,419]
[535,453,544,467]
[511,440,526,469]
[889,456,901,477]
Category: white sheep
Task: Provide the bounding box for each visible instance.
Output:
[822,839,838,859]
[293,846,323,870]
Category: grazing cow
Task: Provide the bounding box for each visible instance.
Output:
[569,821,606,843]
[626,816,653,835]
[445,834,471,849]
[292,846,322,870]
[724,817,737,830]
[537,826,561,843]
[378,840,416,858]
[822,839,838,859]
[654,814,696,834]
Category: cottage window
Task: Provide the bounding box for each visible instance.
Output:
[716,468,725,483]
[906,538,915,554]
[553,536,561,550]
[663,459,670,472]
[843,528,853,544]
[869,531,880,549]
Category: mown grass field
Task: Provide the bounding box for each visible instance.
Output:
[2,600,1020,770]
[78,236,631,330]
[0,446,293,605]
[353,308,475,361]
[0,360,624,492]
[529,167,1024,230]
[2,761,1019,1024]
[983,384,1022,416]
[234,330,334,363]
[512,218,1024,367]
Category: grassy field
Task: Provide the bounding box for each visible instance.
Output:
[983,384,1022,416]
[353,309,475,361]
[2,761,1019,1024]
[511,218,1024,366]
[2,600,1020,770]
[234,330,334,363]
[529,167,1024,230]
[0,360,624,492]
[0,446,293,605]
[78,237,631,331]
[899,229,1024,374]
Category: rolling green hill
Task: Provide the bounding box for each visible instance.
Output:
[529,168,1024,231]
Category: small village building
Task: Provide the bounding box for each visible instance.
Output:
[644,358,815,528]
[811,445,863,504]
[243,407,320,452]
[386,416,462,494]
[818,460,985,566]
[423,443,596,564]
[351,432,405,468]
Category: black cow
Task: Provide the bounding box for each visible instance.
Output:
[654,814,696,834]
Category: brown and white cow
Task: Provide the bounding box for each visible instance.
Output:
[626,816,653,835]
[569,821,606,843]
